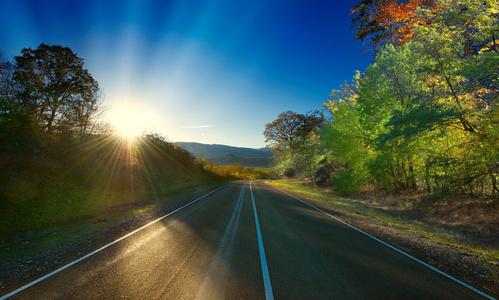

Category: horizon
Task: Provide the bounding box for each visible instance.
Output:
[176,141,270,150]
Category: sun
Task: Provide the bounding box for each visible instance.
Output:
[106,101,159,141]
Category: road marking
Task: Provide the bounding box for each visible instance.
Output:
[0,184,230,300]
[269,184,496,300]
[250,181,274,300]
[196,183,246,299]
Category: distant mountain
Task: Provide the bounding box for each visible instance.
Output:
[176,142,274,168]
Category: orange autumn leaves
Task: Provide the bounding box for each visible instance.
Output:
[353,0,441,46]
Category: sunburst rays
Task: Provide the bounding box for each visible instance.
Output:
[63,133,201,212]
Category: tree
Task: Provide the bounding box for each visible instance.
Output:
[13,44,100,137]
[341,0,499,194]
[0,50,36,152]
[264,111,322,155]
[70,87,105,140]
[0,51,14,99]
[0,50,14,116]
[352,0,438,52]
[323,74,373,194]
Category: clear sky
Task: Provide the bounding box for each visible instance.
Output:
[0,0,371,148]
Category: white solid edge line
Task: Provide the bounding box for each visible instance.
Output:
[268,183,496,300]
[0,184,230,300]
[250,181,274,300]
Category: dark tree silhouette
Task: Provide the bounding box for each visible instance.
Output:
[0,44,102,152]
[264,111,322,155]
[13,43,100,135]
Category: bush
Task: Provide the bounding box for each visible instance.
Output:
[332,170,364,196]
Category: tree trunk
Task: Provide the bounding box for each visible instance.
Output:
[488,165,498,196]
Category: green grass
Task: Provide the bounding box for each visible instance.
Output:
[0,183,218,261]
[0,135,225,238]
[268,180,499,263]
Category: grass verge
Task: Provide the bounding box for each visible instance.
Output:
[0,183,218,261]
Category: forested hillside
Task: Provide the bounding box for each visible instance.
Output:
[176,142,272,159]
[266,0,499,196]
[176,142,274,167]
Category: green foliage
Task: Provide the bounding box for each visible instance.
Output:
[204,162,273,180]
[272,0,499,196]
[331,170,364,196]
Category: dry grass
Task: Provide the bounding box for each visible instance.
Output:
[348,187,499,248]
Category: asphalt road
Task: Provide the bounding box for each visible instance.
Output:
[2,181,493,299]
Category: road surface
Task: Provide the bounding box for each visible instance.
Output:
[1,181,493,299]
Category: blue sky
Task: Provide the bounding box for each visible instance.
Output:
[0,0,371,148]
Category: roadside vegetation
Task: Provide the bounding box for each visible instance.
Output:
[0,133,224,238]
[203,161,277,180]
[265,0,499,197]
